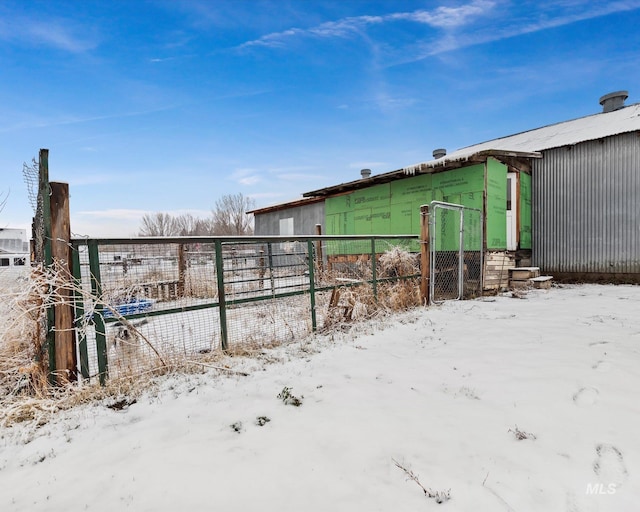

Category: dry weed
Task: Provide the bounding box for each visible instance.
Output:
[1,245,423,428]
[379,246,419,278]
[1,266,51,399]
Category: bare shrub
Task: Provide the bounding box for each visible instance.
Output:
[277,386,303,406]
[379,246,419,278]
[377,247,421,311]
[509,425,537,441]
[379,280,421,311]
[0,266,51,400]
[393,458,451,504]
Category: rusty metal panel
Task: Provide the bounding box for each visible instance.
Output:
[532,131,640,275]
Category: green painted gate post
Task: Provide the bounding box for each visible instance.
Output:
[88,240,108,385]
[214,240,228,351]
[38,149,56,385]
[307,240,317,332]
[267,242,275,297]
[71,245,90,380]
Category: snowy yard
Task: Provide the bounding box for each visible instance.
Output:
[1,284,639,511]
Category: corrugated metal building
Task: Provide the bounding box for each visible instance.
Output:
[533,132,640,278]
[250,91,640,282]
[413,91,639,281]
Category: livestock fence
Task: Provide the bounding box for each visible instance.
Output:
[69,234,421,383]
[18,151,484,388]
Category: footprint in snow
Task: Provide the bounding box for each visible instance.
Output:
[591,360,611,372]
[572,387,599,406]
[593,444,628,486]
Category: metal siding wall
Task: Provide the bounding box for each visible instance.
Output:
[532,132,640,275]
[253,202,325,236]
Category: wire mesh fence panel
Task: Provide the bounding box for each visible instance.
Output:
[73,241,223,380]
[22,158,44,264]
[431,205,462,302]
[226,295,313,350]
[461,207,483,299]
[430,202,483,304]
[71,235,420,383]
[0,266,33,345]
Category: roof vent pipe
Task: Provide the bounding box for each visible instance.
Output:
[599,91,628,113]
[360,168,372,179]
[433,148,446,159]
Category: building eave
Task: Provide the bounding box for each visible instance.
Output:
[247,196,325,215]
[303,149,541,198]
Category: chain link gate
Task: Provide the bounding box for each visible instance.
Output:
[429,201,483,304]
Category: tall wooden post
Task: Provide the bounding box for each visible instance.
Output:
[420,205,430,306]
[314,224,323,274]
[50,181,77,383]
[177,244,186,297]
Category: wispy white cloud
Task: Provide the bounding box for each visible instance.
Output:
[0,105,181,134]
[230,168,262,185]
[237,0,640,65]
[0,16,97,53]
[237,14,395,49]
[390,1,495,28]
[394,0,640,64]
[373,92,419,111]
[238,1,494,49]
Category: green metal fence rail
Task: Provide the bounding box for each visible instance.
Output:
[70,234,419,383]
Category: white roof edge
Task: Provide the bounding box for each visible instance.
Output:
[404,102,640,174]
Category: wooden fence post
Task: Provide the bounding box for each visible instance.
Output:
[258,246,266,290]
[177,244,186,297]
[314,224,323,274]
[50,181,77,383]
[420,205,430,306]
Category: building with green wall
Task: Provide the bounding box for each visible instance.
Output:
[315,155,532,253]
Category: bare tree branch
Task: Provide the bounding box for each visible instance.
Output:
[138,212,179,237]
[212,193,255,235]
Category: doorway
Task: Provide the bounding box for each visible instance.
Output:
[506,172,517,251]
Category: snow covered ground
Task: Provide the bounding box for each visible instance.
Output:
[1,284,639,511]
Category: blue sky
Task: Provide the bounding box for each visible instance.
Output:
[1,0,639,237]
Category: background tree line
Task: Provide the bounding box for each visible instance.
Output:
[138,193,256,236]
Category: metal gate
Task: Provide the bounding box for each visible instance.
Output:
[429,201,483,304]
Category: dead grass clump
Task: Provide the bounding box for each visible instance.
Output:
[376,247,421,311]
[0,266,51,400]
[378,280,421,311]
[379,246,419,278]
[322,286,376,331]
[0,375,153,431]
